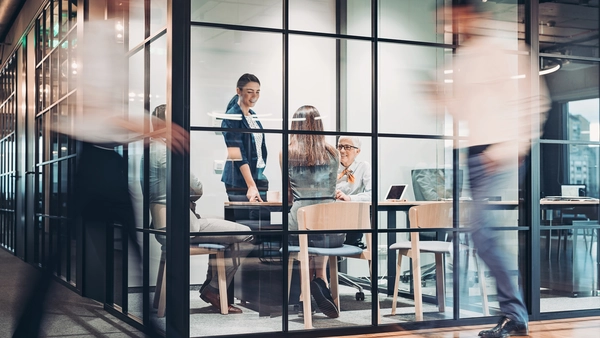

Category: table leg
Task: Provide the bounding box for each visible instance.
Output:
[387,210,396,296]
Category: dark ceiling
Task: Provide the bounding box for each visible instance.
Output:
[0,0,26,46]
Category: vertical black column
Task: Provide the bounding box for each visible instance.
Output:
[370,0,380,326]
[526,0,541,321]
[166,1,191,337]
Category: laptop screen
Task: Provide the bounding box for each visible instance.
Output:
[386,184,407,200]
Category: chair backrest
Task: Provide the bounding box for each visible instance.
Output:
[297,202,371,231]
[409,202,453,229]
[408,202,476,229]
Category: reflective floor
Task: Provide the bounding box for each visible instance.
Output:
[334,316,600,337]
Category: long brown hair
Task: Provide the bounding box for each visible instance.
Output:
[288,105,338,166]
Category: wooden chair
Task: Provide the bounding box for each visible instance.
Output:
[287,202,379,329]
[389,202,489,320]
[150,204,230,317]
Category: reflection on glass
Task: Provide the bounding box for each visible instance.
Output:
[191,0,282,28]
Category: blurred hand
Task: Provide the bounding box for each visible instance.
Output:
[335,189,351,201]
[166,122,190,155]
[246,186,263,202]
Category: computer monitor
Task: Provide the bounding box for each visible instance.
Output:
[411,169,463,201]
[561,184,586,197]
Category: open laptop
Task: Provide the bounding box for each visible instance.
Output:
[385,184,408,201]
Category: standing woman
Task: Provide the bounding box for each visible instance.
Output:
[281,105,344,318]
[221,73,269,202]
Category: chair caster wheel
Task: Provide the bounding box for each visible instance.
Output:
[355,292,365,301]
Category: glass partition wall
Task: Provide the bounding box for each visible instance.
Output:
[0,55,17,252]
[124,0,600,336]
[34,0,78,286]
[1,0,599,338]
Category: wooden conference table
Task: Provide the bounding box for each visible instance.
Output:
[224,199,599,303]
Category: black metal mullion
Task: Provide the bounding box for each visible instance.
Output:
[65,157,72,283]
[142,0,152,327]
[528,0,541,321]
[121,224,129,313]
[370,0,379,327]
[166,1,191,336]
[281,0,289,332]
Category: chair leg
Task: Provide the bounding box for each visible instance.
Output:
[391,251,403,316]
[287,254,295,303]
[300,253,312,329]
[216,251,229,315]
[474,251,489,316]
[158,260,167,318]
[412,252,424,321]
[434,253,445,313]
[154,252,165,309]
[329,256,339,308]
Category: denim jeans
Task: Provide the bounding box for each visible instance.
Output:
[468,151,528,323]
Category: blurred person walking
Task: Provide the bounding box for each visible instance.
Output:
[12,19,188,338]
[434,2,551,337]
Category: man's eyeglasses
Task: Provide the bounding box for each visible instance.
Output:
[337,144,358,151]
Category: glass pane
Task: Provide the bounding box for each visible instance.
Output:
[150,35,167,111]
[128,50,144,121]
[379,0,446,44]
[539,1,599,58]
[68,32,78,92]
[541,143,600,199]
[542,60,599,141]
[150,0,167,34]
[190,27,282,129]
[127,140,145,320]
[288,36,372,133]
[540,225,599,312]
[289,0,335,34]
[377,137,454,225]
[378,45,451,135]
[191,0,282,29]
[129,0,145,49]
[288,35,336,132]
[189,130,279,334]
[345,0,372,37]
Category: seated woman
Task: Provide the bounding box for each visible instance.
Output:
[148,104,253,314]
[280,105,344,319]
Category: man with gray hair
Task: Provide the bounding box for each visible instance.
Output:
[335,136,372,202]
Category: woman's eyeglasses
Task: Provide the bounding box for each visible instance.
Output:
[337,144,358,151]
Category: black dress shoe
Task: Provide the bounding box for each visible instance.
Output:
[479,316,528,338]
[310,278,339,318]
